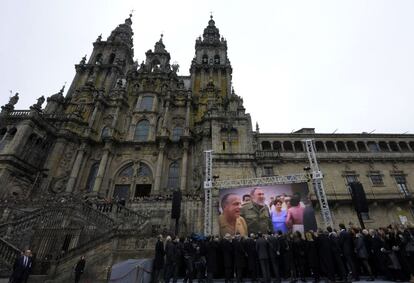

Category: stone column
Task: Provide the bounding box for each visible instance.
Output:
[135,95,143,111]
[184,93,191,136]
[226,70,231,96]
[111,106,121,133]
[218,68,222,94]
[65,143,87,193]
[4,120,34,155]
[44,138,66,171]
[180,141,189,192]
[92,142,111,194]
[153,142,166,194]
[161,96,170,136]
[88,102,100,128]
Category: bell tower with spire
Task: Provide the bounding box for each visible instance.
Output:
[66,14,135,98]
[190,15,233,122]
[190,16,253,155]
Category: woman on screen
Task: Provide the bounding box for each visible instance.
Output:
[271,200,288,233]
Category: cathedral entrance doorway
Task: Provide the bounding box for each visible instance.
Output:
[113,162,154,200]
[135,184,151,197]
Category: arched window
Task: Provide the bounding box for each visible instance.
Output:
[167,162,180,190]
[0,128,6,138]
[347,141,356,151]
[315,141,325,152]
[357,141,367,152]
[272,141,281,150]
[389,141,399,152]
[8,127,17,136]
[134,120,150,141]
[137,163,152,177]
[202,54,208,64]
[108,53,116,64]
[326,141,336,152]
[294,141,304,152]
[337,141,346,152]
[101,126,110,139]
[214,55,220,64]
[86,163,99,192]
[172,127,183,142]
[140,96,154,111]
[399,142,410,151]
[367,141,379,152]
[95,53,103,64]
[378,141,389,151]
[283,141,293,152]
[261,141,271,150]
[119,165,134,178]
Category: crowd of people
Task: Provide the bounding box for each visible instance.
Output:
[152,224,414,283]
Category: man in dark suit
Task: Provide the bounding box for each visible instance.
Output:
[256,232,271,283]
[74,255,86,283]
[152,235,165,283]
[10,249,32,283]
[221,234,234,283]
[268,233,281,283]
[338,223,359,281]
[233,234,247,283]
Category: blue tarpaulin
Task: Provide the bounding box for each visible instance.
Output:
[109,258,152,283]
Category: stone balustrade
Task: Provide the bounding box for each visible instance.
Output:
[0,237,20,267]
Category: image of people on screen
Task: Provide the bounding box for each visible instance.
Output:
[240,188,273,234]
[286,194,305,233]
[218,193,248,237]
[270,199,288,233]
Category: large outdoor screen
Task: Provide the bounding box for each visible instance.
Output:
[218,183,317,236]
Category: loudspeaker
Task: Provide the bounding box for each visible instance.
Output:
[171,191,182,219]
[349,182,369,213]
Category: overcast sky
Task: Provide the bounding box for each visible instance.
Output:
[1,0,413,134]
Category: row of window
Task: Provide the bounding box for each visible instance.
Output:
[260,140,414,153]
[346,173,410,198]
[262,166,410,197]
[86,161,180,196]
[202,54,220,65]
[94,53,116,65]
[101,121,184,142]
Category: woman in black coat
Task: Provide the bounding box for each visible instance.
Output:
[316,230,335,282]
[233,235,248,283]
[74,256,86,283]
[206,237,219,283]
[292,231,306,282]
[305,232,319,283]
[221,235,234,283]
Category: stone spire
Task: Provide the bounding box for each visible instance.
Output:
[200,15,223,46]
[154,34,167,54]
[107,14,134,50]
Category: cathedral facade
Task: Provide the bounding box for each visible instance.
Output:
[1,15,414,280]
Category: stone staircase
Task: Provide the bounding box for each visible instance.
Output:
[0,195,151,281]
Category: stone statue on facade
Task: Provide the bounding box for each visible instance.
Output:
[80,55,87,65]
[31,95,45,111]
[1,92,19,113]
[8,93,19,106]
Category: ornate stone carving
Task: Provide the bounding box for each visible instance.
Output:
[50,176,68,194]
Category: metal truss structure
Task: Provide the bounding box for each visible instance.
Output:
[213,173,309,189]
[203,150,213,235]
[203,139,334,235]
[303,139,334,228]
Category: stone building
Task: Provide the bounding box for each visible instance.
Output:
[0,15,414,281]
